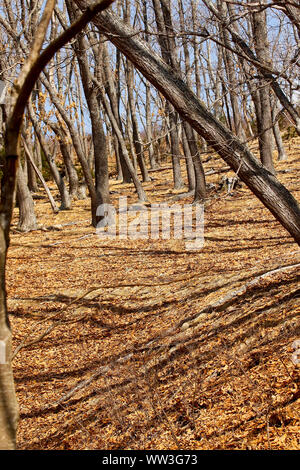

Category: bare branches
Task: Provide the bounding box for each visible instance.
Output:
[201,0,300,135]
[6,0,115,155]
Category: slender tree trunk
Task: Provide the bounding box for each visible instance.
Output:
[26,139,39,193]
[113,134,123,180]
[145,82,158,169]
[271,100,288,161]
[102,43,132,183]
[167,103,184,190]
[182,121,206,203]
[251,6,275,174]
[152,0,184,189]
[217,0,246,141]
[181,126,195,191]
[0,262,18,449]
[66,1,110,218]
[22,136,60,213]
[16,164,37,232]
[58,137,80,200]
[28,103,72,210]
[126,60,150,182]
[178,0,206,201]
[142,0,158,169]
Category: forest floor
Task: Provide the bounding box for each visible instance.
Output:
[8,138,300,450]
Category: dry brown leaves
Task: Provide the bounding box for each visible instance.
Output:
[7,138,300,450]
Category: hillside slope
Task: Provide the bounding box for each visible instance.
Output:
[7,139,300,450]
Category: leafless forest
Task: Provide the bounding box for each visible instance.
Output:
[0,0,299,451]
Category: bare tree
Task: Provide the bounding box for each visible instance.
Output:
[152,0,184,189]
[217,0,246,140]
[250,2,275,174]
[125,59,151,182]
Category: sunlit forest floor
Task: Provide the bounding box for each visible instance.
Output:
[8,137,300,450]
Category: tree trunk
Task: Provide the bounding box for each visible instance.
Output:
[58,137,80,200]
[217,0,246,141]
[0,245,18,449]
[26,142,39,193]
[251,6,275,174]
[65,1,110,219]
[167,103,184,190]
[126,60,150,182]
[181,126,195,191]
[28,103,72,210]
[42,75,99,225]
[142,0,158,170]
[152,0,184,189]
[22,135,60,213]
[271,101,288,161]
[16,164,37,232]
[102,43,132,183]
[182,121,206,203]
